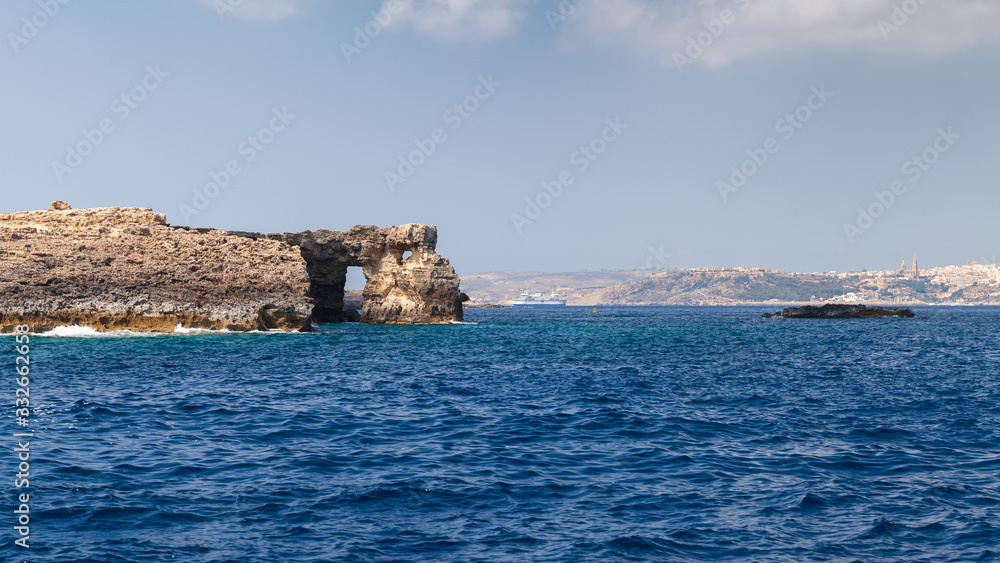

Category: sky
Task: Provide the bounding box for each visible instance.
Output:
[3,0,999,279]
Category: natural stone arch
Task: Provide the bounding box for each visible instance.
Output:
[232,223,463,324]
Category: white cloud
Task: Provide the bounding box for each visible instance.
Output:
[560,0,1000,68]
[383,0,531,41]
[186,0,309,22]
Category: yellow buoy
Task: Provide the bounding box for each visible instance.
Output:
[593,308,597,313]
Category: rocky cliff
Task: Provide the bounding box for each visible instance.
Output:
[0,202,463,332]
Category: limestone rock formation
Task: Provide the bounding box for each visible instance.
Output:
[233,223,464,324]
[0,203,464,332]
[762,304,915,319]
[0,205,313,332]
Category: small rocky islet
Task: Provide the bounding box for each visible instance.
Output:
[762,303,916,319]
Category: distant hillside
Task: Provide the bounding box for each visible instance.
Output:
[597,270,859,305]
[460,269,861,305]
[459,270,650,305]
[460,266,999,305]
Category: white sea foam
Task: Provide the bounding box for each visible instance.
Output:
[173,323,234,335]
[37,326,159,338]
[39,325,102,337]
[35,322,405,337]
[172,323,297,335]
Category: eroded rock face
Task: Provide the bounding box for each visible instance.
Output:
[0,205,314,332]
[360,224,464,324]
[234,223,463,324]
[0,204,463,332]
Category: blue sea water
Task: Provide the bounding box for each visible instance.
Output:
[6,306,1000,562]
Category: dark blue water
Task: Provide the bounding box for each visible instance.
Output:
[6,306,1000,562]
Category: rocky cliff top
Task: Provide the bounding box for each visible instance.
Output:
[1,204,168,228]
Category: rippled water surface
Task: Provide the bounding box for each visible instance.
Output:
[7,306,1000,562]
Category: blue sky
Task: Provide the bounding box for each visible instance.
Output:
[3,0,998,277]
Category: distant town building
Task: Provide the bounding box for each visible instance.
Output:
[897,255,920,278]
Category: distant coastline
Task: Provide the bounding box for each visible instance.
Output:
[462,264,1000,307]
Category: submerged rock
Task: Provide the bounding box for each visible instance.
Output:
[763,304,915,319]
[0,203,463,332]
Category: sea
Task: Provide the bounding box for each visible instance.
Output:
[6,306,1000,562]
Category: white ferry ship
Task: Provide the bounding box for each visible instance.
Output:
[510,291,567,307]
